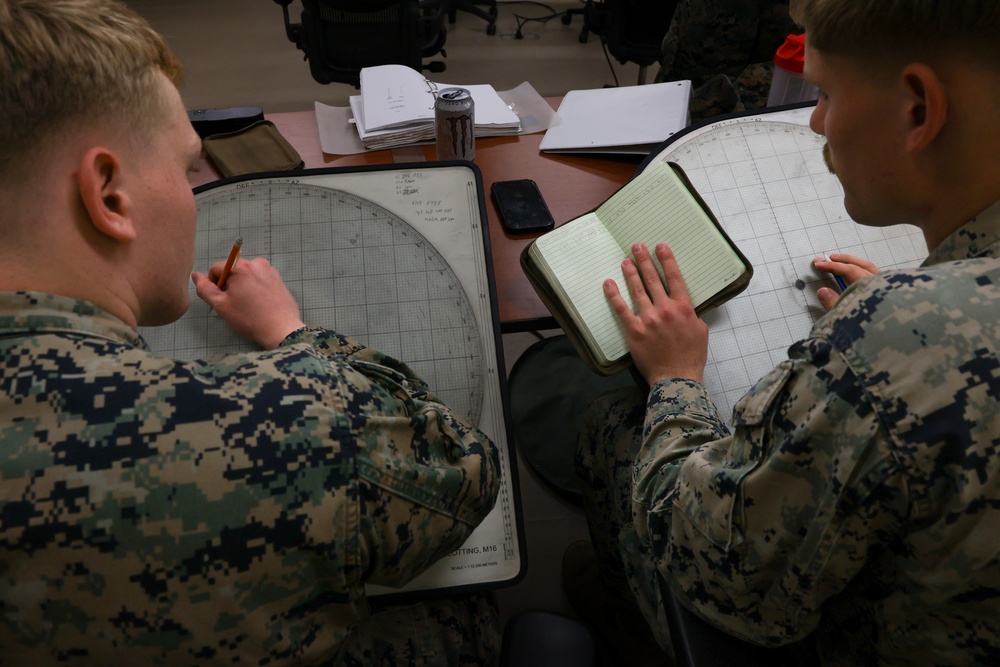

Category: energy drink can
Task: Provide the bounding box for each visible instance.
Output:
[434,87,475,161]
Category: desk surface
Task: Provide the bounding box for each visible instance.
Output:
[190,103,641,330]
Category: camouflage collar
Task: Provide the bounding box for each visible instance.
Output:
[924,200,1000,266]
[0,291,147,349]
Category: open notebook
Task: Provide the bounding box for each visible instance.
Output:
[522,161,752,374]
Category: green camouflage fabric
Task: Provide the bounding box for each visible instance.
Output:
[0,292,501,666]
[578,202,1000,665]
[654,0,797,122]
[363,593,501,666]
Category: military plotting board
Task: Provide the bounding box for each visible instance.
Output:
[140,164,523,596]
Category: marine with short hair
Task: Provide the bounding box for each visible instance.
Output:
[579,0,1000,663]
[0,1,501,664]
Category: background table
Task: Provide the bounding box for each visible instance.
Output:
[190,103,641,331]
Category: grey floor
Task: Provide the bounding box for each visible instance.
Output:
[125,0,650,628]
[133,0,652,113]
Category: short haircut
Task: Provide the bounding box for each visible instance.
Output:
[789,0,1000,67]
[0,0,183,180]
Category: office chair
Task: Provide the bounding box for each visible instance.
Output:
[581,0,678,84]
[273,0,449,88]
[448,0,498,35]
[561,0,606,44]
[663,584,817,667]
[500,610,598,667]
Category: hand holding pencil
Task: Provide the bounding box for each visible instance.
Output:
[812,253,881,312]
[191,238,306,349]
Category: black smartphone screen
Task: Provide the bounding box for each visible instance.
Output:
[491,179,555,233]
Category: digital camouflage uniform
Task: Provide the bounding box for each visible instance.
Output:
[654,0,797,122]
[0,292,501,666]
[578,202,1000,665]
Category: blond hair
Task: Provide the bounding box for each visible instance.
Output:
[790,0,1000,66]
[0,0,183,179]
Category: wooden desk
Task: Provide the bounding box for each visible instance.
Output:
[191,105,641,331]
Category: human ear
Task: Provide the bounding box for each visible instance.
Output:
[76,147,137,242]
[901,63,947,153]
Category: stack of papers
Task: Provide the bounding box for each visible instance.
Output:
[350,65,521,150]
[539,80,692,155]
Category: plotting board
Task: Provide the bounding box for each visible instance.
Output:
[143,182,484,423]
[140,164,523,596]
[641,106,927,419]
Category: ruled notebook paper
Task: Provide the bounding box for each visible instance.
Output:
[532,162,745,362]
[533,213,630,361]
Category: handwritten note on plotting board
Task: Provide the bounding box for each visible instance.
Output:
[643,110,927,420]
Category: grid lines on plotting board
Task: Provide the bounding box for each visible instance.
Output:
[659,121,926,420]
[140,182,485,424]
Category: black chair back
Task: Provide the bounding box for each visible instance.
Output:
[606,0,677,69]
[274,0,448,87]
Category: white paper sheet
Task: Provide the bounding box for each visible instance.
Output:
[539,80,692,154]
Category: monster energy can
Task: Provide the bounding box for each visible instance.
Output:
[434,87,475,161]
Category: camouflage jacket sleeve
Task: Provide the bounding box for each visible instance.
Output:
[0,300,500,664]
[630,210,1000,662]
[631,247,1000,666]
[633,354,908,647]
[282,326,501,587]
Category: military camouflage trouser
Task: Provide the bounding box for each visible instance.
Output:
[575,385,676,656]
[347,592,501,666]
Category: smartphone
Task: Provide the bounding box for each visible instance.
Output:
[491,179,555,234]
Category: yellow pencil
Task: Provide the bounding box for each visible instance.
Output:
[216,236,243,289]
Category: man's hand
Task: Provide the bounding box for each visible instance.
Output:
[192,257,306,350]
[812,253,880,311]
[604,242,708,386]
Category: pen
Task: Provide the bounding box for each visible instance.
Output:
[216,236,243,289]
[823,253,849,292]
